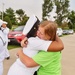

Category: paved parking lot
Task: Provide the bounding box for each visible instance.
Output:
[3,33,75,75]
[61,33,75,75]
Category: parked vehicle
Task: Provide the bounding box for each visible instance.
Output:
[68,29,74,34]
[8,26,25,44]
[57,28,63,36]
[63,30,69,35]
[63,29,74,35]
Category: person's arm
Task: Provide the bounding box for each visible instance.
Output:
[21,37,28,47]
[21,35,64,52]
[47,35,64,52]
[17,50,39,67]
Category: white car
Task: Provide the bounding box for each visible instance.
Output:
[68,29,74,34]
[63,29,74,35]
[57,28,63,36]
[63,30,69,35]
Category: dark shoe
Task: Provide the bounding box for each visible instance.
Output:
[6,57,10,60]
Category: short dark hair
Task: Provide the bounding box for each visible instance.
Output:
[27,17,40,38]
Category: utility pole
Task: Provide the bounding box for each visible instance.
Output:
[2,3,4,20]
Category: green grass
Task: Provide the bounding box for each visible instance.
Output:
[8,44,21,50]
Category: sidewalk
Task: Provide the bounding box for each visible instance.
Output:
[3,34,75,75]
[3,47,22,75]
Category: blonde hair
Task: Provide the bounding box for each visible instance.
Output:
[39,20,57,41]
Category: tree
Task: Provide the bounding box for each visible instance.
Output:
[68,11,75,29]
[16,9,29,25]
[0,11,2,19]
[42,0,53,20]
[16,9,25,22]
[19,15,29,25]
[53,0,70,26]
[5,8,16,25]
[4,16,12,29]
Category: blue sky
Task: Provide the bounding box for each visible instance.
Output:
[0,0,75,20]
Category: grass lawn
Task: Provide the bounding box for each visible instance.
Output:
[8,44,21,50]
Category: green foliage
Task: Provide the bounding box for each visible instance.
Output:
[16,9,25,21]
[16,9,29,25]
[4,16,12,29]
[42,0,53,20]
[0,7,29,27]
[53,0,70,26]
[0,11,2,19]
[16,9,24,17]
[61,22,69,29]
[19,15,29,25]
[68,11,75,29]
[5,8,16,25]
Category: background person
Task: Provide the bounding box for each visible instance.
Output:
[0,19,6,75]
[1,21,10,60]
